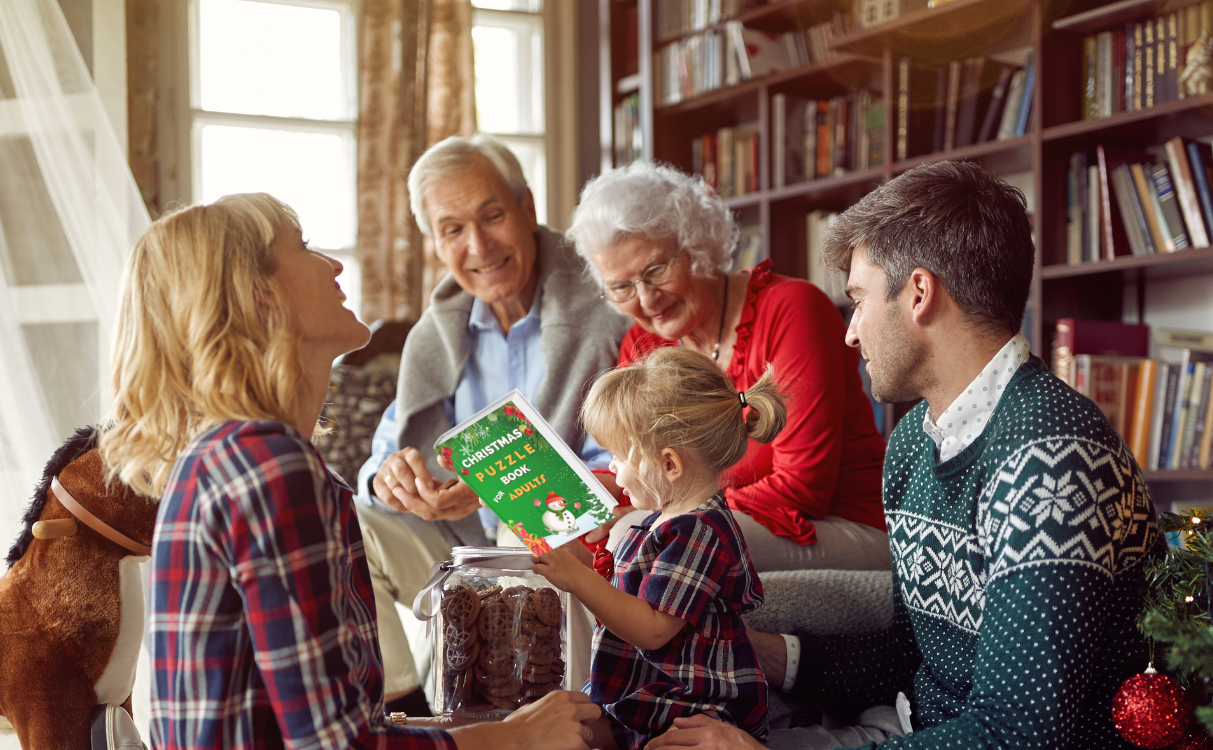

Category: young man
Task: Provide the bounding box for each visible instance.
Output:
[649,161,1161,750]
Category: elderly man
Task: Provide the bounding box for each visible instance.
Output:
[354,135,630,715]
[650,161,1161,750]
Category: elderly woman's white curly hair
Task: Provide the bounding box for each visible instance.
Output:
[566,162,739,280]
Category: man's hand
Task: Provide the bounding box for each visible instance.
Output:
[449,690,602,750]
[372,447,481,521]
[644,715,765,750]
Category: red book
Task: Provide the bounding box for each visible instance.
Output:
[1053,318,1150,385]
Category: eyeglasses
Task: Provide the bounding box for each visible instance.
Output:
[600,253,679,303]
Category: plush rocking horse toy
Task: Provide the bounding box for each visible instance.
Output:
[0,425,155,749]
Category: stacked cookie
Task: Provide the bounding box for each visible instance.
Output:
[439,584,566,713]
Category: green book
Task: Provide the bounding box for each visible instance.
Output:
[433,390,618,555]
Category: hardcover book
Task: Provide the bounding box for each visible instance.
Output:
[433,391,618,555]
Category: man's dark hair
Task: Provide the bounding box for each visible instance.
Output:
[822,161,1034,335]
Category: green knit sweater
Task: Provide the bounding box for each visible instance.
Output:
[796,357,1162,750]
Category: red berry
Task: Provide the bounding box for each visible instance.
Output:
[461,469,469,475]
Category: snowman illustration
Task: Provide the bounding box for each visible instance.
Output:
[540,491,578,534]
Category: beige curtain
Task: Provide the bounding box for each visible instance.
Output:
[357,0,476,324]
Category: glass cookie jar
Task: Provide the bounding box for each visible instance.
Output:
[414,546,569,717]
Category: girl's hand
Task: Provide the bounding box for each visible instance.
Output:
[532,546,587,593]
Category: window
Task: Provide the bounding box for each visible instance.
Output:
[190,0,361,310]
[472,0,546,224]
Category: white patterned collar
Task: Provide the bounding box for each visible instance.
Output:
[923,332,1030,463]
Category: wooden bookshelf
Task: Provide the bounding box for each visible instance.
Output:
[600,0,1213,481]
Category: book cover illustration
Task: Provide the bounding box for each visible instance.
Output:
[433,390,618,555]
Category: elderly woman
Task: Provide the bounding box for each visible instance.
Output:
[100,193,599,750]
[567,163,888,572]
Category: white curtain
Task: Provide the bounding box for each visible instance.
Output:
[0,0,151,739]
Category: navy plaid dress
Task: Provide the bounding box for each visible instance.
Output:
[587,493,769,750]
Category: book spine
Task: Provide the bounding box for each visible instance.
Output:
[772,94,786,189]
[1150,161,1191,250]
[1115,29,1125,113]
[955,57,982,147]
[997,70,1025,141]
[1098,32,1113,118]
[1096,145,1116,259]
[978,65,1012,144]
[1168,360,1195,469]
[1130,359,1158,466]
[1125,24,1135,112]
[1014,53,1034,136]
[1187,140,1213,234]
[944,60,962,151]
[1115,361,1136,437]
[1133,22,1144,110]
[1112,163,1152,256]
[1150,364,1175,469]
[897,58,910,161]
[1083,36,1098,119]
[1182,362,1208,467]
[1158,363,1182,469]
[1132,162,1171,252]
[1145,22,1156,108]
[1155,17,1167,104]
[1201,366,1213,468]
[1087,165,1101,262]
[816,100,829,178]
[804,102,817,181]
[1165,137,1209,247]
[1167,12,1179,102]
[1194,364,1213,467]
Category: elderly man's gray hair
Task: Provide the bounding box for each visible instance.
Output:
[408,134,530,235]
[567,161,738,280]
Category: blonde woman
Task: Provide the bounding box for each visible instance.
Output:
[101,194,599,750]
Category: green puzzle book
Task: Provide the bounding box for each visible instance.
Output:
[433,390,618,555]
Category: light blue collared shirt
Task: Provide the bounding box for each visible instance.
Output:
[355,284,611,533]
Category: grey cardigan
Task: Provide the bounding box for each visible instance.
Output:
[393,225,632,546]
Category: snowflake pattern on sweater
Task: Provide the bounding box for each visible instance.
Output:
[794,357,1162,750]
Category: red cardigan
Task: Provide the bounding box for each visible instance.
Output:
[617,261,886,544]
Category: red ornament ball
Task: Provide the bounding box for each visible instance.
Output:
[1172,724,1213,750]
[1111,671,1192,748]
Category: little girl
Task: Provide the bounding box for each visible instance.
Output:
[533,347,786,750]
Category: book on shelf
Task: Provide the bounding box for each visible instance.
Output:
[1052,318,1149,388]
[692,124,758,198]
[1079,3,1211,122]
[1149,161,1192,251]
[893,49,1030,161]
[805,211,846,299]
[613,93,642,167]
[857,0,930,29]
[654,0,756,42]
[735,225,764,270]
[1079,349,1213,471]
[770,90,880,187]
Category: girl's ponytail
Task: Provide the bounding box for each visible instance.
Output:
[741,364,787,445]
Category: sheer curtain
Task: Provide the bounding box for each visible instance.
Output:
[0,0,150,737]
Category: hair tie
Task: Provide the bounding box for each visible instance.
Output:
[738,391,747,407]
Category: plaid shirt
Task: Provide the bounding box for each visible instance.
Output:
[587,494,769,750]
[149,420,456,750]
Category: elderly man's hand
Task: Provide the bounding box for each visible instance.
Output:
[644,716,765,750]
[372,447,481,521]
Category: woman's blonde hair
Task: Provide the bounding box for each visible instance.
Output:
[100,193,304,497]
[582,347,786,508]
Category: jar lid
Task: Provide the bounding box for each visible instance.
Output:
[450,546,534,571]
